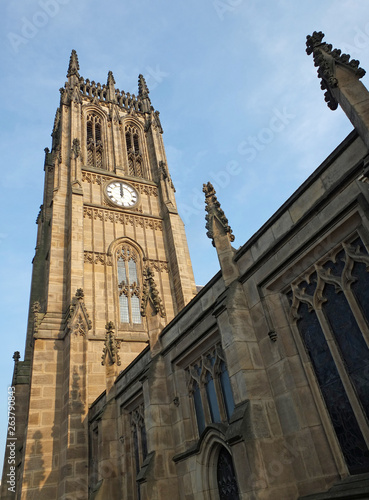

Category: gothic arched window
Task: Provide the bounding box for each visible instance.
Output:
[130,404,147,500]
[117,245,142,325]
[86,113,104,169]
[125,124,143,177]
[289,237,369,474]
[217,448,240,500]
[188,345,235,436]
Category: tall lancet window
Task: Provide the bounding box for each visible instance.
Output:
[125,124,143,177]
[188,345,235,436]
[86,113,104,169]
[117,245,142,325]
[289,236,369,474]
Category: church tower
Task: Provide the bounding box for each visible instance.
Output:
[1,50,196,499]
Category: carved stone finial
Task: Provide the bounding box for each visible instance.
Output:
[306,31,366,110]
[107,71,116,87]
[137,74,151,112]
[138,74,149,97]
[102,322,121,366]
[106,71,117,102]
[67,49,80,78]
[203,182,234,247]
[12,351,21,384]
[68,289,92,336]
[141,267,166,318]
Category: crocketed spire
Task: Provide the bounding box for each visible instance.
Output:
[306,31,365,110]
[67,49,80,78]
[203,182,234,247]
[138,74,149,98]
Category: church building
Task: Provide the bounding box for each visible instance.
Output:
[1,32,369,499]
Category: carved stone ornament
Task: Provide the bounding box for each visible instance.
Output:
[159,160,175,190]
[138,74,150,99]
[84,251,113,266]
[12,351,20,381]
[144,115,152,133]
[36,204,44,224]
[107,70,116,87]
[109,106,121,124]
[67,49,80,78]
[306,31,366,110]
[154,110,163,133]
[52,107,60,140]
[203,182,235,247]
[60,86,69,106]
[71,86,82,105]
[67,288,92,336]
[32,301,43,335]
[55,144,62,164]
[140,266,166,318]
[187,344,226,393]
[101,321,121,366]
[83,206,162,231]
[13,351,20,363]
[71,138,81,159]
[289,239,369,322]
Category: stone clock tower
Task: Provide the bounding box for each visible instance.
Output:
[1,50,196,499]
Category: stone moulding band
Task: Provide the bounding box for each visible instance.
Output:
[83,207,163,231]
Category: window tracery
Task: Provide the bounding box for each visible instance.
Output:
[289,236,369,474]
[217,447,240,500]
[187,345,235,435]
[86,113,104,169]
[116,244,142,325]
[125,124,143,177]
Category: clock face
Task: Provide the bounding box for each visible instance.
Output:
[106,182,138,207]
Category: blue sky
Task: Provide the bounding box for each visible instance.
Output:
[1,0,369,472]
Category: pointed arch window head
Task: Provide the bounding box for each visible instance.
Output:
[125,124,143,178]
[86,113,104,169]
[188,345,235,436]
[117,245,142,325]
[289,236,369,474]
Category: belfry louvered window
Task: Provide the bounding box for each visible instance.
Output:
[188,345,235,435]
[289,236,369,474]
[117,245,141,324]
[125,124,143,177]
[86,113,103,168]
